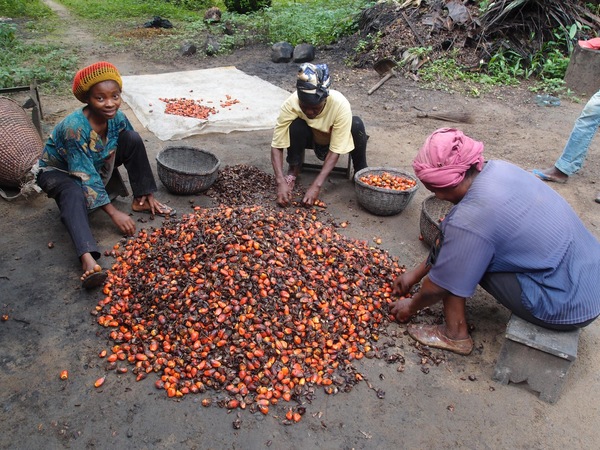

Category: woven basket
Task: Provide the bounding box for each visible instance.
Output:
[156,146,220,195]
[354,167,419,216]
[0,97,43,188]
[419,195,453,247]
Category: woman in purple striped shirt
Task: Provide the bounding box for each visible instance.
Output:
[391,128,600,355]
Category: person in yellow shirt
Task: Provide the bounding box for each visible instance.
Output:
[270,63,368,206]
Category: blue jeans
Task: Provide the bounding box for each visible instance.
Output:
[555,89,600,176]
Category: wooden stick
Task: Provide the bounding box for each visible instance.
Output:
[416,111,474,124]
[401,11,425,47]
[367,71,395,95]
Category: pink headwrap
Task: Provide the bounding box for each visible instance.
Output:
[412,128,485,189]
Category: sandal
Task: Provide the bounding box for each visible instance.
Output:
[532,169,567,184]
[132,200,176,217]
[407,324,473,356]
[284,174,296,190]
[81,265,108,289]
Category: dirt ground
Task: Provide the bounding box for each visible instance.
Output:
[1,1,600,449]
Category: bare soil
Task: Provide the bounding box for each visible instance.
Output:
[1,1,600,449]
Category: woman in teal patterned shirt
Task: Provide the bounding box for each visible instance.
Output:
[37,61,175,289]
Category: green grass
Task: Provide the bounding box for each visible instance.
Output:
[263,0,371,46]
[56,0,203,20]
[0,1,79,91]
[0,0,371,93]
[0,0,53,17]
[46,0,371,47]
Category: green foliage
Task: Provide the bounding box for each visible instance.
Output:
[477,1,493,13]
[414,20,573,95]
[57,0,199,20]
[223,0,271,15]
[520,28,570,84]
[168,0,216,10]
[405,46,431,58]
[0,22,16,47]
[264,0,368,46]
[487,48,529,82]
[415,48,512,96]
[529,78,566,95]
[0,0,52,18]
[585,2,600,16]
[0,23,78,90]
[353,31,381,54]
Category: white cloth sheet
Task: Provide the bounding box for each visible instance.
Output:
[121,67,291,141]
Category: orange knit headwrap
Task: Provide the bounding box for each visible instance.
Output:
[72,61,122,103]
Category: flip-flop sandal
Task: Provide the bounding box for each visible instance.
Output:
[284,174,296,189]
[81,270,108,290]
[532,169,567,184]
[133,203,177,217]
[407,323,473,356]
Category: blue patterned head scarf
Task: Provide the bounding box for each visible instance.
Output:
[296,63,331,105]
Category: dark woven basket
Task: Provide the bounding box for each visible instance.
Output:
[419,195,453,247]
[354,167,419,216]
[156,146,220,195]
[0,97,43,188]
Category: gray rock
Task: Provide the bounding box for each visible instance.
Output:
[271,42,293,63]
[204,7,222,23]
[293,43,315,63]
[223,21,235,36]
[205,36,220,56]
[181,43,197,56]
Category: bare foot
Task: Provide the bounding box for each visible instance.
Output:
[80,264,107,289]
[80,264,102,282]
[533,167,568,183]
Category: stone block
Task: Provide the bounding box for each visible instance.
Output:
[271,42,293,63]
[293,44,315,63]
[493,315,581,403]
[564,44,600,97]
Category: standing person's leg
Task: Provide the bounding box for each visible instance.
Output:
[286,118,313,184]
[534,89,600,183]
[37,170,106,288]
[350,116,368,172]
[554,89,600,176]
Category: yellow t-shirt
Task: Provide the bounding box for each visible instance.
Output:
[271,90,354,155]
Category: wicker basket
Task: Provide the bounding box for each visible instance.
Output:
[419,195,453,247]
[0,97,43,188]
[156,146,220,195]
[354,167,419,216]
